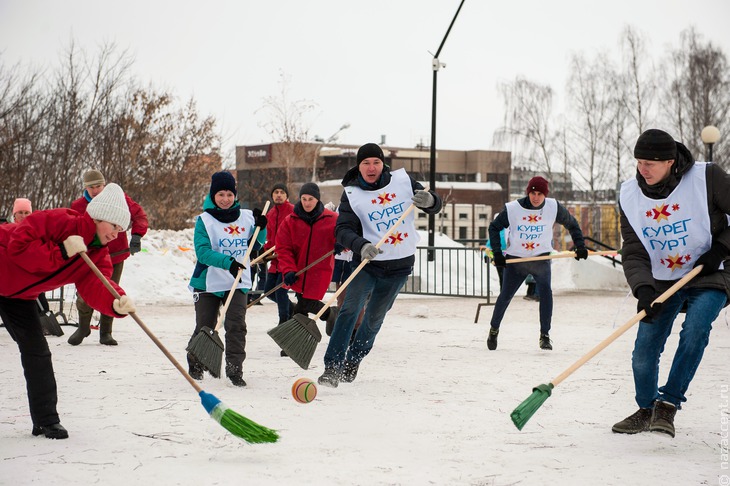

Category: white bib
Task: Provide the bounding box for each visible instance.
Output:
[505,198,558,257]
[197,211,254,291]
[620,163,713,280]
[345,168,419,261]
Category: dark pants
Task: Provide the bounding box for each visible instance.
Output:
[76,261,124,329]
[264,272,292,323]
[0,296,59,426]
[187,290,247,367]
[489,259,553,334]
[293,294,331,321]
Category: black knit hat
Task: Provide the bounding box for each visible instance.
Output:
[299,182,320,200]
[209,171,237,200]
[634,129,677,161]
[271,183,289,197]
[356,143,385,164]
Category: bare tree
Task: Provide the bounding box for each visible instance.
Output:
[619,25,656,135]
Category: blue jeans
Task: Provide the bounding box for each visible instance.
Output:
[264,272,291,323]
[323,270,408,369]
[632,287,726,409]
[489,260,553,334]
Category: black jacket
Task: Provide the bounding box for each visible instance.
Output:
[336,165,442,278]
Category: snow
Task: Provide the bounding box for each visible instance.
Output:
[1,230,728,485]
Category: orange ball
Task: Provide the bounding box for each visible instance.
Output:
[292,377,317,404]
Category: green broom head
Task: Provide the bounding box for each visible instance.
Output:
[510,383,554,430]
[199,391,279,444]
[186,326,224,378]
[267,314,322,370]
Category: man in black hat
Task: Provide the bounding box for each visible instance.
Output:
[317,143,443,387]
[612,128,730,438]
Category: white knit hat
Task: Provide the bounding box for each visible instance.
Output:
[86,183,130,229]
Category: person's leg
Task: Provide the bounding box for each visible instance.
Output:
[187,291,222,376]
[265,272,292,323]
[69,294,93,345]
[99,261,124,345]
[345,273,409,365]
[531,262,553,335]
[631,293,684,409]
[223,290,248,386]
[659,288,725,407]
[489,264,527,330]
[0,297,64,436]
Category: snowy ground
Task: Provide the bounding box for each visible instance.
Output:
[1,231,729,485]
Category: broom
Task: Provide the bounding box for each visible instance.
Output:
[504,250,618,264]
[187,202,271,377]
[510,265,703,430]
[79,252,278,444]
[269,185,429,369]
[245,249,334,309]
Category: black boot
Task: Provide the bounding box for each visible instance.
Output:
[612,408,652,434]
[318,367,340,388]
[226,362,246,387]
[539,333,552,350]
[341,361,359,383]
[99,321,118,346]
[187,354,204,380]
[487,327,499,350]
[67,320,91,346]
[650,401,677,437]
[32,423,69,439]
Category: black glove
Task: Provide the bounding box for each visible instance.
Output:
[694,241,727,276]
[334,243,345,255]
[484,254,489,264]
[284,271,298,286]
[636,286,662,322]
[252,208,267,229]
[492,252,506,268]
[129,234,142,255]
[229,260,245,279]
[574,247,588,261]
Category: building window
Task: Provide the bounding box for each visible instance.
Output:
[418,213,427,219]
[458,213,468,220]
[478,214,487,220]
[458,227,467,239]
[478,227,487,239]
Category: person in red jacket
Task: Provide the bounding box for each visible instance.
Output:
[0,183,136,439]
[68,169,148,346]
[276,182,338,338]
[263,183,295,325]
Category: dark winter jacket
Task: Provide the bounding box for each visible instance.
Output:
[276,201,337,300]
[0,208,126,317]
[264,200,294,274]
[71,190,148,264]
[488,196,585,256]
[619,141,730,300]
[336,165,443,278]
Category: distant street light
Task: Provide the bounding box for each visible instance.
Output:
[701,125,721,162]
[312,123,350,182]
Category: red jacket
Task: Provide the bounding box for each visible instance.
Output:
[71,191,149,264]
[0,209,126,317]
[276,206,337,300]
[265,201,294,274]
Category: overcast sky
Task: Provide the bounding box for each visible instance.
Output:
[1,0,729,163]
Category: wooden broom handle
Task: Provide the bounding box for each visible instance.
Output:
[505,250,618,264]
[212,201,271,331]
[311,184,431,321]
[550,265,703,387]
[79,252,203,393]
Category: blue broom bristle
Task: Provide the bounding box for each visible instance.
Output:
[199,391,279,444]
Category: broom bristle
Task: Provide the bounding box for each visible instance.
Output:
[186,327,224,378]
[510,383,554,430]
[267,314,322,370]
[199,391,279,444]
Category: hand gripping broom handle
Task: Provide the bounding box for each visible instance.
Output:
[310,184,430,321]
[505,250,618,264]
[79,252,203,393]
[246,249,335,309]
[212,201,270,332]
[550,265,703,387]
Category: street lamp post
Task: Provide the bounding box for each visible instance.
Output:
[701,125,721,162]
[312,123,350,182]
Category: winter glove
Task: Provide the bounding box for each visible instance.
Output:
[360,242,383,261]
[334,243,345,255]
[324,201,337,211]
[574,247,589,261]
[129,234,142,255]
[60,235,87,260]
[228,259,245,279]
[113,295,136,315]
[693,241,728,277]
[636,286,662,322]
[283,271,298,286]
[252,208,267,229]
[411,190,435,209]
[492,252,506,268]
